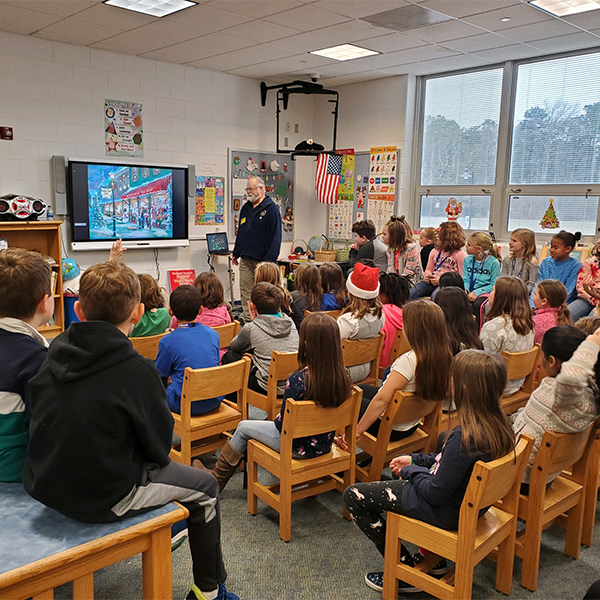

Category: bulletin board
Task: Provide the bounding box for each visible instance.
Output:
[228,149,294,242]
[188,175,226,239]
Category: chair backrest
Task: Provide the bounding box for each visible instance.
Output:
[180,356,251,420]
[342,332,385,369]
[502,345,540,381]
[212,320,240,349]
[304,309,342,320]
[388,390,440,427]
[389,330,412,364]
[279,386,362,458]
[459,435,533,530]
[130,331,169,360]
[266,351,299,398]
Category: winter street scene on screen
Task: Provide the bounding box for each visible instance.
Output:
[87,164,173,240]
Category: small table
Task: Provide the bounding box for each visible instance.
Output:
[0,483,188,600]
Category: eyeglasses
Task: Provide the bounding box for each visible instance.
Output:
[245,187,258,192]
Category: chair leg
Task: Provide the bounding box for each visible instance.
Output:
[180,435,191,466]
[342,466,353,521]
[383,523,400,600]
[279,481,292,542]
[564,500,585,558]
[520,517,543,592]
[454,557,474,600]
[247,455,258,516]
[495,529,516,595]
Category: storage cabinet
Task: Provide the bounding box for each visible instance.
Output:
[0,221,64,339]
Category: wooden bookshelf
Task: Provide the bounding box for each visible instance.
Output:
[0,220,64,339]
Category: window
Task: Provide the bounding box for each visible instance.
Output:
[419,195,491,230]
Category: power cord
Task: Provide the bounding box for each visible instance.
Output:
[153,248,160,280]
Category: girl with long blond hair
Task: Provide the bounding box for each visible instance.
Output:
[343,348,514,594]
[532,279,572,344]
[480,276,534,395]
[254,261,302,329]
[501,228,539,293]
[291,262,322,315]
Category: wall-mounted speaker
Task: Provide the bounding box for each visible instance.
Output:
[187,163,196,214]
[51,155,67,215]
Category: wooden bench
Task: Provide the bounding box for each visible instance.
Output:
[0,482,188,600]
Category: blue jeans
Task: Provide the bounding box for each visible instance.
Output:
[410,281,437,300]
[229,420,281,455]
[568,297,594,322]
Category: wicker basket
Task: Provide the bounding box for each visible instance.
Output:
[336,241,350,263]
[314,239,337,262]
[289,239,309,260]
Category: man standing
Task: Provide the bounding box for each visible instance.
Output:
[232,176,282,321]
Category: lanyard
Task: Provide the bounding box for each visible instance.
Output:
[469,253,486,292]
[179,322,196,328]
[433,251,452,273]
[510,258,524,279]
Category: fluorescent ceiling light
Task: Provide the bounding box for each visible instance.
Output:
[104,0,197,17]
[310,44,379,61]
[530,0,600,17]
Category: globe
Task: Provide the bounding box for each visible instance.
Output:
[62,258,80,281]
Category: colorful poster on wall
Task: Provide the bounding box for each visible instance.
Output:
[368,146,397,233]
[328,149,355,239]
[104,99,143,157]
[195,176,225,225]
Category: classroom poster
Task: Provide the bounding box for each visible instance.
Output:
[104,99,143,157]
[328,149,355,239]
[195,176,225,225]
[368,146,397,233]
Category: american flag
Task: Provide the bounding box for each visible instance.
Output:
[315,153,342,204]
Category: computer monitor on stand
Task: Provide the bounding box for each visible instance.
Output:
[206,232,234,305]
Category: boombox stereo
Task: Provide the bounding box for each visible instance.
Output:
[0,194,47,221]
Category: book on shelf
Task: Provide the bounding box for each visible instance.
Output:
[51,271,57,295]
[167,269,196,292]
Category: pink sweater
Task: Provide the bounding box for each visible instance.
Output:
[380,304,403,368]
[532,306,560,345]
[424,249,466,284]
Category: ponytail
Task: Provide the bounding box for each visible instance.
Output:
[557,303,572,326]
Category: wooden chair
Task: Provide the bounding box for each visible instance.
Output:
[513,425,596,591]
[212,320,240,349]
[501,344,541,415]
[382,435,533,600]
[304,309,342,320]
[342,332,384,386]
[244,351,298,420]
[170,356,250,465]
[130,331,169,360]
[356,390,442,483]
[379,330,412,379]
[247,386,362,541]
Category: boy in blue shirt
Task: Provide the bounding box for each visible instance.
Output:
[156,284,222,415]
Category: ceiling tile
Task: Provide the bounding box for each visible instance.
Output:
[139,41,221,63]
[90,31,178,54]
[442,31,513,52]
[312,0,412,19]
[310,20,395,44]
[562,9,600,30]
[347,42,459,69]
[227,62,296,77]
[36,18,123,44]
[528,31,600,52]
[187,50,268,71]
[0,4,64,34]
[471,42,546,61]
[361,32,429,52]
[204,0,302,18]
[166,3,254,30]
[0,0,98,17]
[270,31,345,52]
[462,3,553,31]
[499,18,581,43]
[70,3,156,30]
[412,52,493,74]
[127,20,211,42]
[405,19,489,43]
[264,4,351,30]
[418,0,521,19]
[266,53,338,70]
[220,19,301,42]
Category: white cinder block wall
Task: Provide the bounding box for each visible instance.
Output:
[0,31,336,294]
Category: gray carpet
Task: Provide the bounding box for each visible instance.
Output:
[54,460,600,600]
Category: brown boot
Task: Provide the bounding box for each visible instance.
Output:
[192,458,211,472]
[211,440,245,492]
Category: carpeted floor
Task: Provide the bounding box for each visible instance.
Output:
[54,458,600,600]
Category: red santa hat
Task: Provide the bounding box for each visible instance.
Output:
[347,263,380,300]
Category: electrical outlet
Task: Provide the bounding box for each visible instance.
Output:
[294,123,299,133]
[285,122,290,132]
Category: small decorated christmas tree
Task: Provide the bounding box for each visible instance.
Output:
[540,198,560,229]
[89,195,107,230]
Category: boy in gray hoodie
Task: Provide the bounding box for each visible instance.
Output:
[225,282,299,394]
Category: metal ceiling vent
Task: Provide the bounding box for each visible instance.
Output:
[360,4,452,32]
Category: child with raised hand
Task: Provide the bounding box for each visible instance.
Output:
[170,271,231,330]
[410,221,467,300]
[434,287,483,356]
[344,349,515,594]
[532,279,572,344]
[291,262,322,315]
[379,273,410,369]
[342,300,452,444]
[462,231,501,323]
[534,230,582,303]
[513,325,600,484]
[0,248,52,483]
[480,276,535,396]
[130,274,170,337]
[419,227,436,271]
[196,312,352,491]
[320,262,348,311]
[337,263,385,383]
[254,261,302,330]
[501,228,538,293]
[569,237,600,321]
[382,215,423,288]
